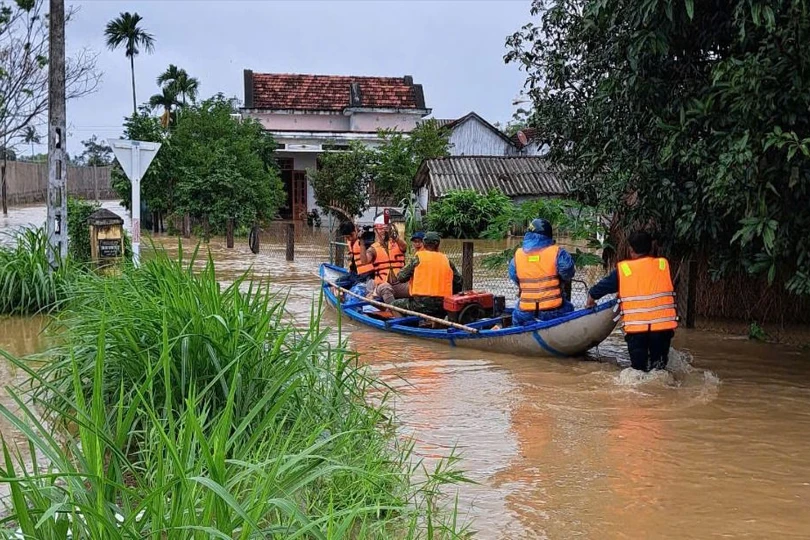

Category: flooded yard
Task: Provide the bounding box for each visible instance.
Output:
[2,203,810,538]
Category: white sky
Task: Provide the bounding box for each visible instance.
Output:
[36,0,533,157]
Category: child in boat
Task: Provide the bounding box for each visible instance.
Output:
[509,218,575,325]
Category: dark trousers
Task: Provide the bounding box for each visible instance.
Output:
[335,272,371,290]
[624,330,674,372]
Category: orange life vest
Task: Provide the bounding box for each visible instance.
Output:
[372,241,405,284]
[617,257,678,333]
[409,250,453,298]
[514,245,563,312]
[348,240,374,275]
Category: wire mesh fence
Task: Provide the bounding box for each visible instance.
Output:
[254,222,609,308]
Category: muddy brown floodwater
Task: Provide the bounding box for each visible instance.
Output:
[2,205,810,538]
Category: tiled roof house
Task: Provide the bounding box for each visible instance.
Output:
[240,70,431,220]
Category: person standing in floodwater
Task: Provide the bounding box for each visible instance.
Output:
[586,231,678,371]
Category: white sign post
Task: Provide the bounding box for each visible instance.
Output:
[109,139,161,267]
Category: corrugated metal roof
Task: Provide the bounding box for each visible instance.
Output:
[413,156,568,198]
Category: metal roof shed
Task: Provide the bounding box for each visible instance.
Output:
[413,156,569,206]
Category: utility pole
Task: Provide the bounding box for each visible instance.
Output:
[47,0,68,267]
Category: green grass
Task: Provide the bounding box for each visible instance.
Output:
[0,245,471,538]
[0,227,71,315]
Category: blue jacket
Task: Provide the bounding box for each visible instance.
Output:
[508,232,575,285]
[588,270,618,301]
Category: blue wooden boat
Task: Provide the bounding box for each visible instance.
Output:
[319,264,618,358]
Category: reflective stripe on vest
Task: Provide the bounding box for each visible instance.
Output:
[409,250,453,298]
[349,240,374,275]
[372,241,405,284]
[617,257,678,333]
[514,245,562,313]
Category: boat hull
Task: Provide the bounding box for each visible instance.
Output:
[319,264,617,358]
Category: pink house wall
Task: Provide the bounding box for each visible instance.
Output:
[247,111,421,133]
[250,112,350,132]
[348,112,421,132]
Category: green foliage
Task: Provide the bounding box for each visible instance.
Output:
[0,226,69,314]
[309,121,449,217]
[77,135,113,166]
[373,119,451,203]
[748,321,768,342]
[308,142,376,219]
[4,247,469,538]
[156,63,199,106]
[506,0,810,294]
[111,96,283,234]
[66,197,100,263]
[426,189,513,239]
[484,197,600,240]
[169,95,283,233]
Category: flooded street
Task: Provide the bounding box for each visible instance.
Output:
[2,205,810,538]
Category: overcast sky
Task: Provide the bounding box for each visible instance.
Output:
[54,0,532,157]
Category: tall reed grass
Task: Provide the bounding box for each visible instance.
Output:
[0,227,70,315]
[1,245,469,538]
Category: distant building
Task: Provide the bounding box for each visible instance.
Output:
[240,70,430,220]
[509,127,546,157]
[413,156,568,211]
[423,112,545,157]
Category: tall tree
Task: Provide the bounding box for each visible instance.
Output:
[104,12,155,115]
[22,126,40,157]
[156,64,199,106]
[0,0,99,144]
[373,119,450,203]
[148,86,179,128]
[168,95,283,231]
[308,142,376,219]
[506,0,810,295]
[78,135,113,166]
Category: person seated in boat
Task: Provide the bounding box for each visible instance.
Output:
[362,214,409,301]
[410,231,425,253]
[335,221,375,290]
[390,232,463,318]
[509,218,575,325]
[585,230,677,372]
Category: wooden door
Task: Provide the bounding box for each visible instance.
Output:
[292,171,307,221]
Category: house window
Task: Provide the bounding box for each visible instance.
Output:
[277,157,294,171]
[322,143,350,151]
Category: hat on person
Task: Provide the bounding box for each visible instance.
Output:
[410,231,426,241]
[527,218,553,237]
[373,214,388,229]
[423,231,441,245]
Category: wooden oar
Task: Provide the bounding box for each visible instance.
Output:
[319,275,480,334]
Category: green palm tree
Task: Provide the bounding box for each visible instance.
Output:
[157,64,199,107]
[22,126,40,158]
[104,12,156,114]
[149,87,179,128]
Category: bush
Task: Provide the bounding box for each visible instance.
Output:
[0,226,71,314]
[484,197,602,240]
[66,197,101,263]
[426,189,513,239]
[13,245,469,537]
